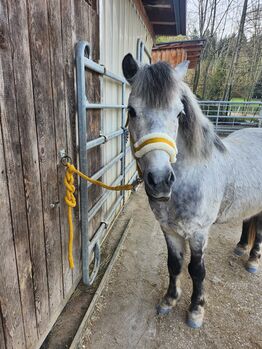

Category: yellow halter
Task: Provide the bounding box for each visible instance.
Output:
[133,132,177,163]
[126,113,178,164]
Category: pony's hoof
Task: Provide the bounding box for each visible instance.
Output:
[187,307,204,329]
[246,266,258,273]
[156,289,181,316]
[234,245,247,256]
[187,318,202,329]
[156,304,173,315]
[246,260,259,274]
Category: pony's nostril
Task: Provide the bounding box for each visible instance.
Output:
[166,172,175,186]
[147,172,156,187]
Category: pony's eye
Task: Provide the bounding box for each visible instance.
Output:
[128,106,137,118]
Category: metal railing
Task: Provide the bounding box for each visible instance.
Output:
[199,101,262,135]
[76,41,136,286]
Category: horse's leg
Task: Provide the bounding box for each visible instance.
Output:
[157,231,185,315]
[234,219,250,256]
[246,213,262,273]
[187,233,208,329]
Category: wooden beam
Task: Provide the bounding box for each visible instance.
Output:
[132,0,155,39]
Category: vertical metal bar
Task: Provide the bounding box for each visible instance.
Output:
[76,41,91,285]
[216,102,220,131]
[120,82,126,203]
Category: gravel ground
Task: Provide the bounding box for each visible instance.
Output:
[80,188,262,349]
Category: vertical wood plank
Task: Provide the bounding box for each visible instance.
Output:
[60,0,81,282]
[46,0,73,297]
[0,107,25,349]
[0,309,6,349]
[26,0,63,315]
[6,0,50,337]
[0,0,38,345]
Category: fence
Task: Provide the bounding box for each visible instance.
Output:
[75,41,137,285]
[199,101,262,134]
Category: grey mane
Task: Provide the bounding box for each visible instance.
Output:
[179,83,226,158]
[131,61,176,108]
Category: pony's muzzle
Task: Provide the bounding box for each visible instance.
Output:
[145,168,175,200]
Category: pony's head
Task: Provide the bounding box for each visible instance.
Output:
[122,54,225,201]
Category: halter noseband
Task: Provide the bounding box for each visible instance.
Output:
[133,133,177,163]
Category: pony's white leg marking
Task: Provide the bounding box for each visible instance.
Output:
[187,232,208,329]
[246,214,262,273]
[157,231,185,315]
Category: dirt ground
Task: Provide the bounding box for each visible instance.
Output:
[80,187,262,349]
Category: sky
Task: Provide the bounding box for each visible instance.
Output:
[186,0,260,39]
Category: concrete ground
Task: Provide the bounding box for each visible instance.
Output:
[80,188,262,349]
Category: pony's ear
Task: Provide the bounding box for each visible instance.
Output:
[174,60,190,80]
[122,54,139,84]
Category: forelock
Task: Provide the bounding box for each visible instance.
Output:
[131,61,176,108]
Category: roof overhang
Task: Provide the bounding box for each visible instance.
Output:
[142,0,186,36]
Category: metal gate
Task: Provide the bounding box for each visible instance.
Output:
[75,41,136,286]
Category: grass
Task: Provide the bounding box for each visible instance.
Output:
[231,97,261,103]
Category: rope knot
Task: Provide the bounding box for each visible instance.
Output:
[64,164,76,208]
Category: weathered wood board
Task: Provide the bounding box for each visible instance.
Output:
[0,0,100,347]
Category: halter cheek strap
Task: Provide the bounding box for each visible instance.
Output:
[133,133,178,163]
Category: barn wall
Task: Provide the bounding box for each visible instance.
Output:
[99,0,153,216]
[0,0,154,347]
[0,0,99,348]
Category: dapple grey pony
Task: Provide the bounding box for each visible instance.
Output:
[122,54,262,328]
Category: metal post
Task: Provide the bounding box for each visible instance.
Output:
[76,41,91,285]
[121,82,126,203]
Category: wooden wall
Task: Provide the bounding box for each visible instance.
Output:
[152,48,187,67]
[0,0,100,348]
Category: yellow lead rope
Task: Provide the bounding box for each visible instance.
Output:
[64,162,135,269]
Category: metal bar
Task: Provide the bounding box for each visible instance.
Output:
[125,159,136,174]
[88,175,123,221]
[199,101,262,105]
[86,129,124,150]
[121,82,126,202]
[83,56,105,74]
[87,153,124,188]
[86,102,127,109]
[76,41,91,285]
[83,56,128,84]
[89,195,123,251]
[104,69,127,83]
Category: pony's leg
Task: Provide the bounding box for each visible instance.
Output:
[157,232,185,315]
[187,234,207,329]
[246,214,262,273]
[234,219,250,256]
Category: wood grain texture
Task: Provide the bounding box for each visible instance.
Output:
[0,308,6,349]
[6,0,50,338]
[0,0,101,346]
[0,86,25,349]
[0,0,38,346]
[27,0,63,316]
[46,0,73,297]
[60,0,81,282]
